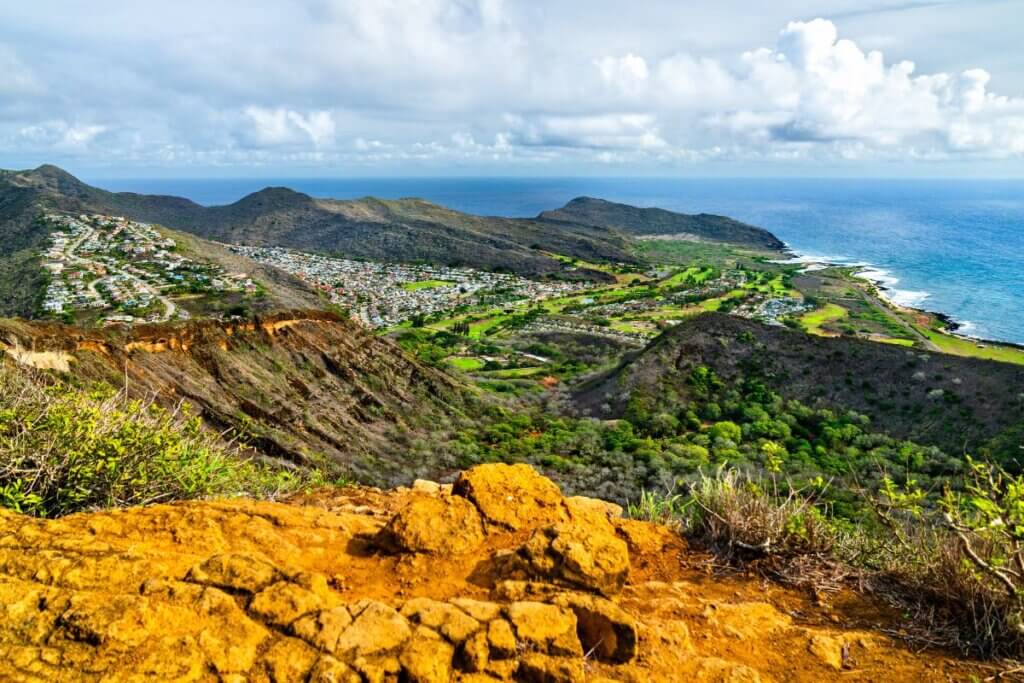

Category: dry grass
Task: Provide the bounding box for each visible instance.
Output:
[631,467,1024,661]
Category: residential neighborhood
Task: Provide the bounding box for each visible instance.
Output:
[40,213,257,324]
[231,245,593,328]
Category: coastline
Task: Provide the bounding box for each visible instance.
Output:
[773,246,1024,353]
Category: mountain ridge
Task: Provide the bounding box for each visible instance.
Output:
[0,165,787,318]
[0,309,474,483]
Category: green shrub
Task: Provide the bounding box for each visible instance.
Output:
[0,364,326,517]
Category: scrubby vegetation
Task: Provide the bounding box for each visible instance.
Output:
[0,363,327,517]
[629,462,1024,659]
[447,361,965,510]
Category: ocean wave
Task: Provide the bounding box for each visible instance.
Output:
[772,251,869,268]
[852,267,931,309]
[781,248,936,313]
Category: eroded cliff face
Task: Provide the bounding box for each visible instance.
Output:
[0,311,472,483]
[0,465,984,682]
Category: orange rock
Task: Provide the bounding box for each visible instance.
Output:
[518,652,585,683]
[334,601,411,659]
[376,493,485,555]
[187,552,282,593]
[399,625,454,683]
[487,617,518,660]
[0,463,994,682]
[551,592,637,663]
[505,601,582,657]
[260,637,319,683]
[249,580,333,628]
[400,597,481,643]
[508,523,631,596]
[453,463,565,530]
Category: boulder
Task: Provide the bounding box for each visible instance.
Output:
[334,601,411,659]
[308,655,362,683]
[290,606,354,652]
[487,618,518,659]
[260,638,320,683]
[399,625,454,683]
[400,597,481,644]
[807,632,846,670]
[457,629,490,673]
[504,601,581,657]
[506,524,630,596]
[376,494,485,555]
[249,580,332,628]
[453,463,565,530]
[518,653,585,683]
[551,593,637,663]
[449,597,503,622]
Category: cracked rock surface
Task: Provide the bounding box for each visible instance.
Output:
[0,464,986,681]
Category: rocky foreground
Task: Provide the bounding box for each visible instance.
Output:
[0,464,984,682]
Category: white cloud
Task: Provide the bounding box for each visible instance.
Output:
[17,121,106,151]
[1,3,1023,171]
[589,17,1024,160]
[243,107,336,147]
[595,53,649,94]
[507,113,666,150]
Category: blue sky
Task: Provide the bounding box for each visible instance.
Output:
[2,0,1023,177]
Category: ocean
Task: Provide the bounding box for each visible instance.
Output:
[92,177,1024,346]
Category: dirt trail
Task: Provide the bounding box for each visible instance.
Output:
[0,464,990,681]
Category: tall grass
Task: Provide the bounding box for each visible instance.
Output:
[631,466,1024,659]
[0,363,326,517]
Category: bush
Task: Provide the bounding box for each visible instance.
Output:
[0,365,326,517]
[680,468,835,561]
[628,462,1024,659]
[869,461,1024,657]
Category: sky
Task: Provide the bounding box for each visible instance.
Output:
[2,0,1024,178]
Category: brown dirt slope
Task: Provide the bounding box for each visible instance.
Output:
[0,311,473,484]
[0,464,986,682]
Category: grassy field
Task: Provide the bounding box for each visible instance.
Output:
[447,356,485,371]
[480,366,547,379]
[800,303,848,335]
[700,289,746,312]
[401,279,453,291]
[660,266,714,289]
[916,326,1024,365]
[877,337,916,347]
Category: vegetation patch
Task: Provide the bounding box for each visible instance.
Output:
[401,279,453,291]
[0,364,325,517]
[800,303,848,335]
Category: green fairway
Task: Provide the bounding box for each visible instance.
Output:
[876,337,916,347]
[468,317,506,338]
[700,289,746,312]
[480,366,547,379]
[660,266,714,289]
[916,326,1024,365]
[447,356,485,371]
[800,304,848,335]
[401,279,453,291]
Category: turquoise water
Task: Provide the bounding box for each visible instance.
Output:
[95,177,1024,345]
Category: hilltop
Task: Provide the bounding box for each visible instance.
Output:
[539,196,786,251]
[0,463,986,682]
